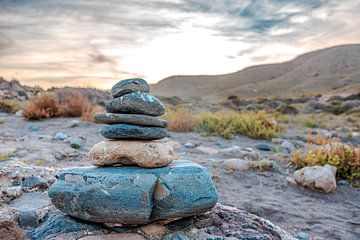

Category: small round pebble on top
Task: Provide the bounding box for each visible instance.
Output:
[111,78,149,98]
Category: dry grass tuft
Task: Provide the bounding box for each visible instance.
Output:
[22,91,102,122]
[163,107,199,132]
[292,139,360,185]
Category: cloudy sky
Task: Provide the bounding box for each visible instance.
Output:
[0,0,359,89]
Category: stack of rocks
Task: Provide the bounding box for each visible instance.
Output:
[48,78,218,226]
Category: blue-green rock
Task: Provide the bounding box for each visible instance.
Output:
[255,143,272,151]
[101,124,168,140]
[111,78,149,98]
[48,160,218,225]
[105,92,165,116]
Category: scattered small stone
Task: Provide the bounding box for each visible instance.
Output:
[3,186,22,199]
[15,110,23,117]
[22,176,48,190]
[255,143,272,151]
[281,140,296,154]
[338,180,350,186]
[0,205,26,240]
[67,120,80,128]
[285,176,297,185]
[13,148,28,158]
[28,124,39,132]
[38,135,52,140]
[140,223,167,237]
[223,159,252,172]
[184,142,196,148]
[53,132,68,141]
[8,192,52,229]
[294,164,337,193]
[69,137,86,149]
[196,146,219,155]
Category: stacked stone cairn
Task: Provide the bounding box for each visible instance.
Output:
[48,78,218,226]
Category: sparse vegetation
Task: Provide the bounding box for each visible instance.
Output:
[22,91,103,122]
[0,99,21,113]
[163,107,199,132]
[303,116,321,128]
[292,139,360,186]
[0,119,4,124]
[198,110,282,139]
[0,154,10,161]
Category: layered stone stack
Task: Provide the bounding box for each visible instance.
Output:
[48,78,218,226]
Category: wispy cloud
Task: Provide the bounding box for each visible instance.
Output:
[0,0,359,88]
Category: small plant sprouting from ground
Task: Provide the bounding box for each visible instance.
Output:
[0,154,10,161]
[291,139,360,186]
[303,116,320,128]
[22,92,103,122]
[163,107,199,132]
[198,110,282,139]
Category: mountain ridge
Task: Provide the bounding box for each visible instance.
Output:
[152,44,360,101]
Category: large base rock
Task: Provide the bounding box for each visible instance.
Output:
[49,160,218,225]
[89,140,176,168]
[28,204,295,240]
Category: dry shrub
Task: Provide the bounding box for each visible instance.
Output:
[58,92,90,117]
[163,107,199,132]
[305,134,329,145]
[22,95,59,120]
[292,139,360,186]
[22,91,101,122]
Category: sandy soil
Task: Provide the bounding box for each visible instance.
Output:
[0,113,359,240]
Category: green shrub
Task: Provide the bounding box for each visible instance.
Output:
[0,99,21,113]
[199,110,282,139]
[292,139,360,186]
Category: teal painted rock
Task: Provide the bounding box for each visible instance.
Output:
[101,124,168,140]
[48,160,218,225]
[105,93,165,116]
[94,113,168,128]
[111,78,149,98]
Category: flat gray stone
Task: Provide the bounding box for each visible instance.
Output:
[49,160,218,225]
[105,93,165,116]
[111,78,149,98]
[101,124,168,140]
[94,113,168,128]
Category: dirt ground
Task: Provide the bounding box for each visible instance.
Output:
[0,113,360,240]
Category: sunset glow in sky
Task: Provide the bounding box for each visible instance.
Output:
[1,0,360,89]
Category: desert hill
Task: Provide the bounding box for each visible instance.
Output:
[152,44,360,101]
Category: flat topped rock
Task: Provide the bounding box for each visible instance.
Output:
[105,93,165,116]
[111,78,149,98]
[48,160,218,225]
[89,140,176,168]
[101,124,168,140]
[94,113,168,128]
